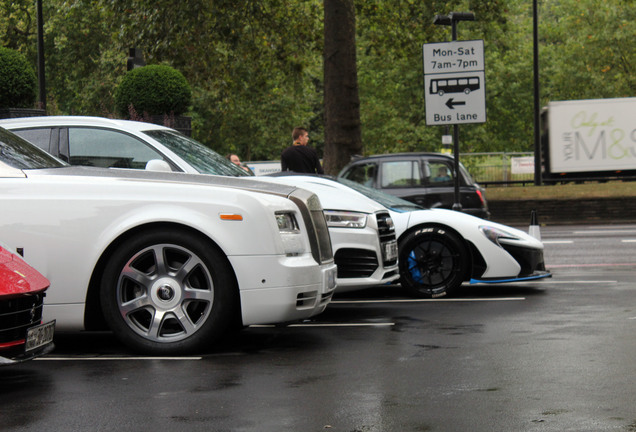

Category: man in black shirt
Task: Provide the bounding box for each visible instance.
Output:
[281,127,324,174]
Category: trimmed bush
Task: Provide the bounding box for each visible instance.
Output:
[115,65,191,117]
[0,47,37,109]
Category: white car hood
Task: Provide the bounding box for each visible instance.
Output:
[255,175,387,214]
[25,166,301,199]
[390,207,544,249]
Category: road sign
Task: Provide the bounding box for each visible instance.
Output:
[423,40,486,125]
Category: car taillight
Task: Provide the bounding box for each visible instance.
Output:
[475,189,485,205]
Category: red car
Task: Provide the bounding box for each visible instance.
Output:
[0,244,55,365]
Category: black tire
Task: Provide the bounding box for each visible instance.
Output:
[398,226,469,298]
[100,229,236,355]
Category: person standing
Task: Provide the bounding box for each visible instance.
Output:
[281,127,324,174]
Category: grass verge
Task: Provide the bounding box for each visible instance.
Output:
[484,181,636,201]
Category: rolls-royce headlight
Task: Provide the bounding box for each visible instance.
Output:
[276,211,303,255]
[324,210,368,228]
[276,211,299,232]
[479,225,521,246]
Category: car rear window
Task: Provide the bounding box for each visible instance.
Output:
[0,127,66,169]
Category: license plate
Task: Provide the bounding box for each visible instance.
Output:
[25,320,55,352]
[383,240,398,261]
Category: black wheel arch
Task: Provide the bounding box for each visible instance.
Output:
[83,222,242,331]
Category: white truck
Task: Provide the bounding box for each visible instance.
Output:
[542,97,636,183]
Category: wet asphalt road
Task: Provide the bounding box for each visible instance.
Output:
[2,224,636,432]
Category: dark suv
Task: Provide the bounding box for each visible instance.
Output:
[338,153,490,219]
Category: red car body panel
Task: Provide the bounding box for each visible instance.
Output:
[0,247,50,296]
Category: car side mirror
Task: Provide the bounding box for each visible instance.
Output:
[145,159,173,172]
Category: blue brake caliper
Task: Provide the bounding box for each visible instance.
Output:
[408,250,424,283]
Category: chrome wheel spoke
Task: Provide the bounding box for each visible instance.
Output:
[183,287,214,302]
[148,309,167,339]
[120,265,154,287]
[174,255,200,282]
[152,245,170,276]
[173,307,197,335]
[120,295,151,316]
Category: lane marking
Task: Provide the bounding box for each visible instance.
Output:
[250,323,395,328]
[572,229,636,235]
[549,263,636,268]
[545,239,636,244]
[289,323,394,327]
[538,280,617,284]
[37,356,202,361]
[331,297,525,304]
[573,230,636,235]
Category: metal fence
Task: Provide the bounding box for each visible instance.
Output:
[460,152,535,187]
[248,152,537,186]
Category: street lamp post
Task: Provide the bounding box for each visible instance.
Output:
[532,0,542,186]
[433,12,475,212]
[36,0,46,111]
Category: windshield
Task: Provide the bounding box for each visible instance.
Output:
[143,130,252,177]
[336,177,424,212]
[0,127,66,169]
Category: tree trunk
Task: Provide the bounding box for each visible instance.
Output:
[323,0,362,175]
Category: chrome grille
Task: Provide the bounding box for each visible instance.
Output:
[289,189,334,264]
[376,211,398,266]
[0,293,44,346]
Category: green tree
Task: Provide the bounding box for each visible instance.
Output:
[109,0,324,161]
[115,65,191,117]
[0,46,36,108]
[37,0,126,114]
[540,0,635,101]
[0,0,632,164]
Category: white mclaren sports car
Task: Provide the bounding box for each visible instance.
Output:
[0,127,337,354]
[264,174,551,298]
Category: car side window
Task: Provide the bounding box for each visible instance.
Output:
[342,162,377,187]
[380,161,421,188]
[429,161,454,186]
[11,128,54,153]
[68,128,168,169]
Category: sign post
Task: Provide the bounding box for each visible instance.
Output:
[426,13,483,211]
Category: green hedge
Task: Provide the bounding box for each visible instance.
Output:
[115,65,191,117]
[0,48,37,109]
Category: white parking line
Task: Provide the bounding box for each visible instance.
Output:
[37,356,202,361]
[549,263,636,268]
[331,297,525,304]
[250,323,395,328]
[544,239,636,244]
[290,323,395,327]
[537,280,617,284]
